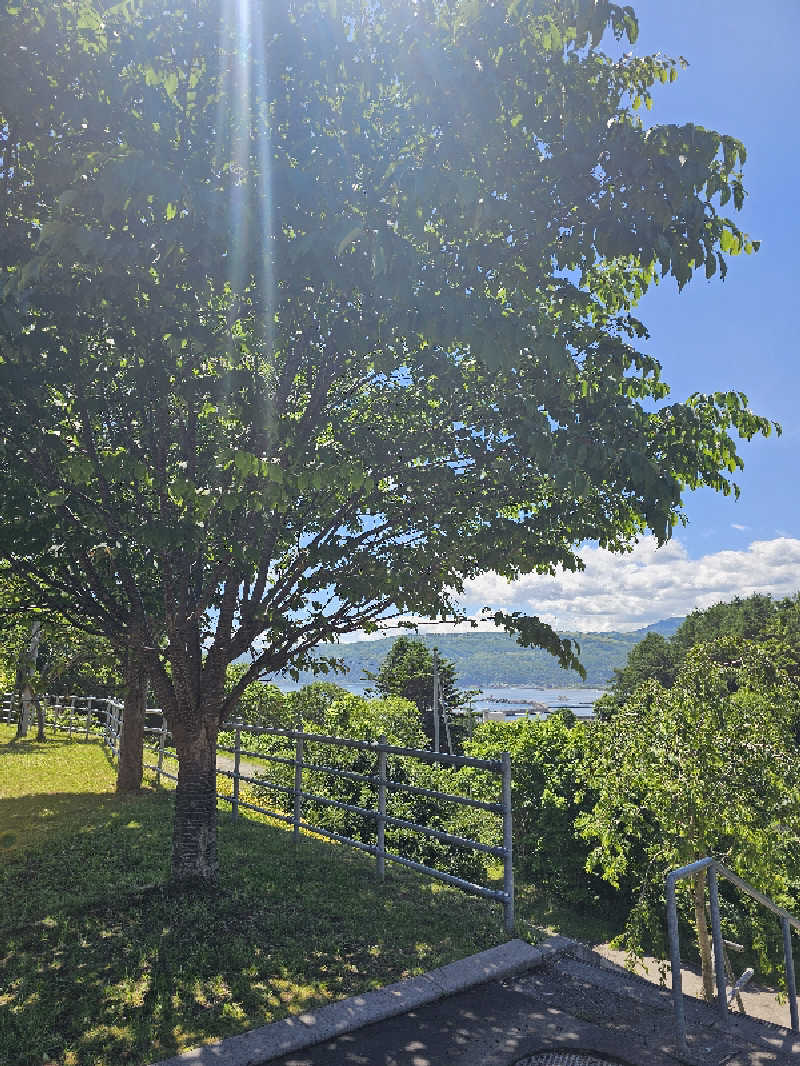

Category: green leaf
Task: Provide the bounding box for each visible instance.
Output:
[233,451,259,477]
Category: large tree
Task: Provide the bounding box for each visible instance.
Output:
[0,0,776,882]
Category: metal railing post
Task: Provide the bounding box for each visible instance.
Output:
[708,862,729,1025]
[501,750,514,935]
[666,857,800,1045]
[110,700,118,755]
[293,734,303,841]
[231,722,241,822]
[666,871,688,1054]
[376,735,387,882]
[85,696,92,739]
[68,695,75,738]
[783,916,799,1032]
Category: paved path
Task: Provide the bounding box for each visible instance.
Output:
[215,753,265,780]
[149,939,800,1066]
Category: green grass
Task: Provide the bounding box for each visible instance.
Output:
[0,724,516,1066]
[0,723,628,1066]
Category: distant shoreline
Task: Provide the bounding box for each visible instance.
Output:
[282,678,607,692]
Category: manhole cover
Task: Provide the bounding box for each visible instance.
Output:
[514,1055,625,1066]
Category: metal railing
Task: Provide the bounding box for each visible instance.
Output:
[3,694,514,932]
[666,856,799,1051]
[161,718,514,934]
[1,690,119,739]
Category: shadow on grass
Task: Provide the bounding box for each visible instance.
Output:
[0,788,506,1066]
[512,879,630,948]
[0,788,147,856]
[0,732,107,755]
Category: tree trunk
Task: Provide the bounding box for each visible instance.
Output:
[116,643,148,793]
[694,869,715,1002]
[34,695,46,741]
[18,684,33,738]
[170,714,220,884]
[16,621,41,738]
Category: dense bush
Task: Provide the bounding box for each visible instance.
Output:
[580,641,800,985]
[223,667,293,728]
[462,718,618,907]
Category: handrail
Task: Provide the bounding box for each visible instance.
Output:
[666,856,799,1053]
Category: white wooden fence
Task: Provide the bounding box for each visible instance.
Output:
[2,692,514,932]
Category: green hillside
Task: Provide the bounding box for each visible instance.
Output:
[294,619,683,689]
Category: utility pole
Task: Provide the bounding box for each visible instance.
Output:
[432,646,440,753]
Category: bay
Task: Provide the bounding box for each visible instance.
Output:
[272,680,604,718]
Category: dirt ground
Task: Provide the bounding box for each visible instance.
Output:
[595,943,795,1030]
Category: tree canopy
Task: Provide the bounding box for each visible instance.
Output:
[0,573,121,696]
[581,641,800,996]
[600,592,800,718]
[369,635,470,748]
[0,0,777,881]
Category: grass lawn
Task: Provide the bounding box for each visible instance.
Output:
[0,724,523,1066]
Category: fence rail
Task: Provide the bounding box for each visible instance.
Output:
[2,693,514,932]
[666,856,799,1051]
[1,690,121,740]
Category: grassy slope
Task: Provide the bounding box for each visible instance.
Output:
[0,724,520,1066]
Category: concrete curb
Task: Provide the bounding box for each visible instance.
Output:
[148,935,575,1066]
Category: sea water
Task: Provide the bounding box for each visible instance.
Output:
[273,680,604,718]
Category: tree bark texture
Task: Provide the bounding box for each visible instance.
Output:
[694,869,715,1002]
[116,643,148,793]
[34,695,45,741]
[170,714,220,884]
[17,685,33,738]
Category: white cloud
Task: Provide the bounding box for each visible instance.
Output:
[458,536,800,632]
[731,523,749,532]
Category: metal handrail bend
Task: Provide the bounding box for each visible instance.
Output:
[666,856,799,1052]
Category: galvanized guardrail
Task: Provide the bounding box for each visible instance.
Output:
[1,691,118,738]
[154,718,515,934]
[3,693,514,932]
[666,856,799,1051]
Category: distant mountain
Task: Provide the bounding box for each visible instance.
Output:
[287,619,685,689]
[641,617,684,638]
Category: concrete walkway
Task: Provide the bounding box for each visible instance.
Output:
[149,939,561,1066]
[148,937,800,1066]
[215,753,263,779]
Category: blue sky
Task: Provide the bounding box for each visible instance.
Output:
[623,0,800,558]
[362,1,800,637]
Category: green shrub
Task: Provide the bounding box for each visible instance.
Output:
[233,686,489,884]
[463,718,615,907]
